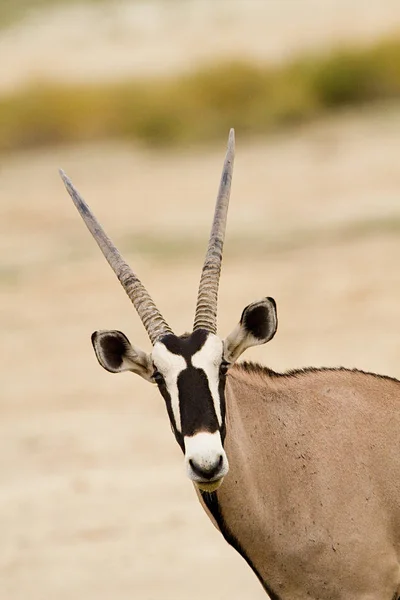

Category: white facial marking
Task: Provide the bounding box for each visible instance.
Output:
[184,431,229,482]
[152,341,186,432]
[192,334,224,426]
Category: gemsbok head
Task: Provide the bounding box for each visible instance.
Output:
[60,130,277,493]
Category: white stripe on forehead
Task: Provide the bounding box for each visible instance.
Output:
[192,334,224,426]
[152,341,186,431]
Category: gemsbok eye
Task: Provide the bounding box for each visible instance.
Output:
[152,370,165,385]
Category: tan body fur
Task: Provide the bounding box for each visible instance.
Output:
[199,365,400,599]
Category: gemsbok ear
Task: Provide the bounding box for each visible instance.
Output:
[91,330,154,382]
[223,297,277,363]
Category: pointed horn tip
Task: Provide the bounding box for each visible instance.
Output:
[59,168,72,189]
[228,128,235,147]
[58,168,86,211]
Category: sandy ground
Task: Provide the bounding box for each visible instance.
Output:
[0,106,400,599]
[1,0,400,92]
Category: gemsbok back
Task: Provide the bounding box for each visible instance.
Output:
[60,130,400,600]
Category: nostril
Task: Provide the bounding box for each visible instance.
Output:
[189,455,224,480]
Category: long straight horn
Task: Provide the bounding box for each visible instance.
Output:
[193,128,235,334]
[59,170,173,345]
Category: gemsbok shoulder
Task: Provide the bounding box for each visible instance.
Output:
[60,130,400,600]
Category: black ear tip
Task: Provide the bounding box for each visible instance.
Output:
[91,331,99,345]
[266,297,276,310]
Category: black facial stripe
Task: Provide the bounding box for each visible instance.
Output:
[161,329,209,360]
[218,373,227,442]
[178,367,219,437]
[157,383,184,452]
[155,330,227,449]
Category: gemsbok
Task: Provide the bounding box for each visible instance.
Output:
[60,130,400,600]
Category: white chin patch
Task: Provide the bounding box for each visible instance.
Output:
[184,431,229,484]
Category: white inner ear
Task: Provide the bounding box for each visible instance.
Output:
[94,331,154,382]
[122,344,154,381]
[223,324,264,364]
[223,323,248,363]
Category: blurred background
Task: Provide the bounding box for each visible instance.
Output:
[1,1,400,598]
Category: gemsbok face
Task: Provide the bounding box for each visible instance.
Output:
[60,129,277,492]
[91,298,277,491]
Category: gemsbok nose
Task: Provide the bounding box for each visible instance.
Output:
[189,454,224,480]
[184,431,229,491]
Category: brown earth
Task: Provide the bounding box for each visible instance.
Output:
[1,106,400,598]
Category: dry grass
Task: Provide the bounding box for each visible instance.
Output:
[1,36,400,151]
[0,0,108,28]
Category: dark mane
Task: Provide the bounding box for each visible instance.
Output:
[234,361,400,385]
